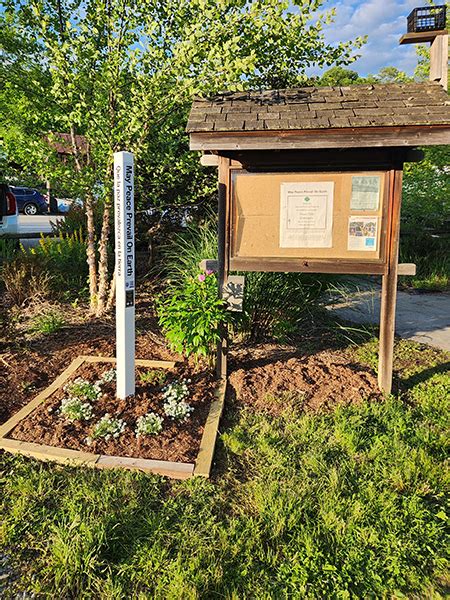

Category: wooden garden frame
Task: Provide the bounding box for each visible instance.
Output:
[0,356,226,480]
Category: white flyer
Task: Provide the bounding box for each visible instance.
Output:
[348,217,378,251]
[351,175,380,211]
[280,182,334,248]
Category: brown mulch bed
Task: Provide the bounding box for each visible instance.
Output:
[228,344,381,415]
[9,362,214,463]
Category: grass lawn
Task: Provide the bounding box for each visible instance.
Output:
[1,338,449,598]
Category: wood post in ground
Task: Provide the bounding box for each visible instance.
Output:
[217,157,230,380]
[378,169,403,394]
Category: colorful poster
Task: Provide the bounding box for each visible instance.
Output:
[348,217,378,251]
[280,182,334,248]
[351,175,380,211]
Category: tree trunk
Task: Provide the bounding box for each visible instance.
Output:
[85,191,98,313]
[96,198,112,316]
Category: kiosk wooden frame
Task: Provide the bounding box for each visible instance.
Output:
[188,82,450,395]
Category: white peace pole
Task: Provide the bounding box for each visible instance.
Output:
[114,151,135,399]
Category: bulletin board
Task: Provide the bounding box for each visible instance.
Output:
[230,170,390,271]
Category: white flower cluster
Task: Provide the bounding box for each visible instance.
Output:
[100,368,116,384]
[162,378,193,421]
[91,413,126,441]
[60,397,93,422]
[64,377,102,402]
[135,412,164,437]
[163,398,193,421]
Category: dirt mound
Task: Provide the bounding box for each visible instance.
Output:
[229,348,380,415]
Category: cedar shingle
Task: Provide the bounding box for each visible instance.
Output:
[186,82,450,133]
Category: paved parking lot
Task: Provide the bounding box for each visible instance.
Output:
[17,214,64,249]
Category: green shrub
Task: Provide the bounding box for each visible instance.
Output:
[157,271,230,363]
[238,271,329,342]
[1,253,52,305]
[30,310,65,335]
[0,238,19,261]
[29,230,88,299]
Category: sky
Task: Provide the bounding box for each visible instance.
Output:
[316,0,423,76]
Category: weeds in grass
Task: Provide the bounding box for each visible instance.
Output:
[30,310,66,335]
[1,344,448,598]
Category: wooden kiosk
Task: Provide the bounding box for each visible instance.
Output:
[187,82,450,394]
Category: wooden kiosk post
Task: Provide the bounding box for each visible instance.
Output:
[188,81,450,394]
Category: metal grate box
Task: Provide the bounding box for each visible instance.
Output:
[407,5,447,33]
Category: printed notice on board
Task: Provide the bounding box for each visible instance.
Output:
[351,175,380,211]
[348,217,378,251]
[280,182,334,248]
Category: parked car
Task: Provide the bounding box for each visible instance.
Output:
[10,186,48,215]
[0,184,19,235]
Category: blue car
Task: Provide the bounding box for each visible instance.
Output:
[10,186,48,215]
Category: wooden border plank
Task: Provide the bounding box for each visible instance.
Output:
[83,356,176,368]
[194,378,227,478]
[0,438,100,466]
[96,455,194,479]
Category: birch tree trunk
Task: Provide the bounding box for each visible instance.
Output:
[96,198,112,316]
[85,191,98,313]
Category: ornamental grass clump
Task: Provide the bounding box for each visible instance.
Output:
[91,414,126,441]
[135,412,164,437]
[64,377,102,402]
[60,397,93,422]
[162,379,193,421]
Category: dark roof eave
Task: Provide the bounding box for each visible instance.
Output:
[189,125,450,151]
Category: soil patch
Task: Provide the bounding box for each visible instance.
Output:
[9,362,214,463]
[229,346,381,415]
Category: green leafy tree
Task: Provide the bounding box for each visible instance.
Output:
[1,0,364,315]
[318,66,362,86]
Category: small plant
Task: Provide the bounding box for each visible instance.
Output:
[139,369,167,386]
[100,369,116,384]
[60,397,93,422]
[162,379,190,403]
[91,414,126,440]
[30,310,65,335]
[157,271,230,363]
[163,398,193,421]
[64,377,102,402]
[135,412,164,437]
[162,378,193,421]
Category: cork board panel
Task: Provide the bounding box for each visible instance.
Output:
[231,171,389,262]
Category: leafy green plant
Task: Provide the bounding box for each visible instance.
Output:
[135,412,164,437]
[60,397,93,422]
[29,230,88,299]
[30,310,65,335]
[64,378,101,402]
[0,238,19,261]
[157,271,230,363]
[90,414,126,441]
[139,369,167,386]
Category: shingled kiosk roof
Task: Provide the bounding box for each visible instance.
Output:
[187,82,450,151]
